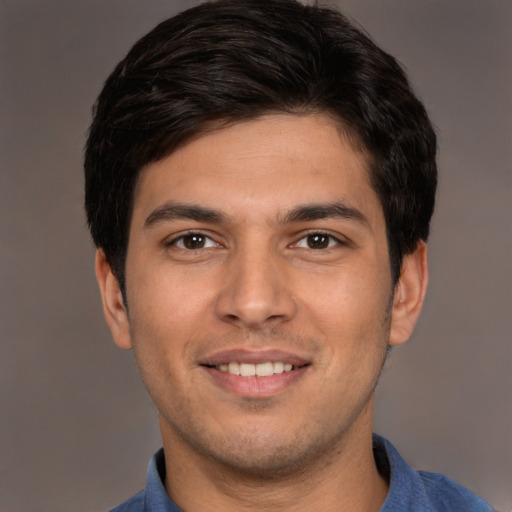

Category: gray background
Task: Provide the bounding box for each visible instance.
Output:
[1,1,510,511]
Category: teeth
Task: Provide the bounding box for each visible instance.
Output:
[228,362,240,376]
[240,363,256,377]
[273,361,284,374]
[255,362,273,377]
[217,361,296,377]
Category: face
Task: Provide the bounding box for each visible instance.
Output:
[98,114,422,477]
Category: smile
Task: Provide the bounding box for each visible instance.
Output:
[217,361,295,377]
[202,357,309,397]
[200,350,310,396]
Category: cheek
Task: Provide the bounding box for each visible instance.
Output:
[128,293,196,414]
[302,262,390,330]
[299,261,391,376]
[126,275,199,372]
[130,260,212,325]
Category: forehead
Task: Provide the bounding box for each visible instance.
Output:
[133,114,381,226]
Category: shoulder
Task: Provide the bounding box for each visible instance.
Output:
[374,434,495,512]
[417,470,495,512]
[109,490,145,512]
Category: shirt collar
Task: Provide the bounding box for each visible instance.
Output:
[374,433,432,512]
[144,448,183,512]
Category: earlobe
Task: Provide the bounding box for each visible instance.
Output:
[95,249,133,350]
[389,242,429,346]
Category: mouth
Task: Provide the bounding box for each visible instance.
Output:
[199,350,311,397]
[206,361,303,377]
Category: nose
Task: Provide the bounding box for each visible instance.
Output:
[214,245,296,329]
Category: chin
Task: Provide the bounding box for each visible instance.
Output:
[171,418,346,480]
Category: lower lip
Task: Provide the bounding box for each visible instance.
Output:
[202,366,309,398]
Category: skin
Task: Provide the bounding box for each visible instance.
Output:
[96,114,428,512]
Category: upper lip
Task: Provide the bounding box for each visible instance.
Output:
[199,349,310,367]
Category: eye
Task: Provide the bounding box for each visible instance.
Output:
[294,233,343,250]
[170,232,219,250]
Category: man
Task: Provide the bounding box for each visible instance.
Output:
[84,1,495,510]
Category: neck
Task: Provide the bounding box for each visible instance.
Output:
[160,405,388,512]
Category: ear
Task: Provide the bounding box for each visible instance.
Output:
[95,249,133,350]
[389,241,429,347]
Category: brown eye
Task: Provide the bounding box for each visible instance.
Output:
[182,234,206,249]
[294,232,343,250]
[306,233,330,249]
[171,233,218,250]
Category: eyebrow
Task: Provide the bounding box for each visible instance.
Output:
[279,202,369,226]
[144,201,368,230]
[144,203,226,229]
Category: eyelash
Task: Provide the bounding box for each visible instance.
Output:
[166,231,346,251]
[167,232,219,250]
[293,232,346,250]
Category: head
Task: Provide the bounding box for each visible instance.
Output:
[85,0,437,487]
[84,0,437,296]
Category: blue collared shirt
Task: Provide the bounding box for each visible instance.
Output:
[110,434,494,512]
